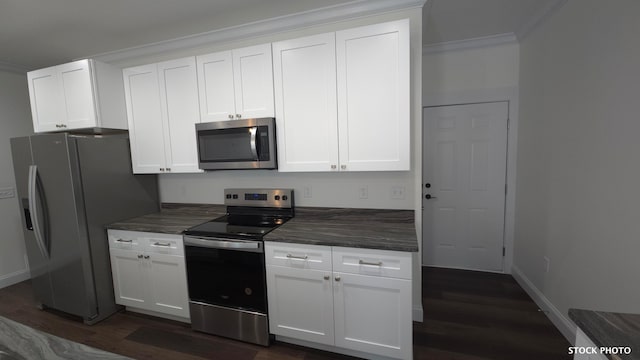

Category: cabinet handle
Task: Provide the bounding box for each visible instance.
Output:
[116,239,133,243]
[166,168,171,172]
[334,276,341,282]
[286,254,308,260]
[359,260,383,267]
[331,165,337,170]
[153,242,171,247]
[323,275,330,280]
[341,164,346,170]
[159,168,165,172]
[228,114,234,119]
[62,124,67,128]
[144,255,150,259]
[137,254,143,259]
[236,114,241,118]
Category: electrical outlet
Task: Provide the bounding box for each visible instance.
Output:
[303,186,312,198]
[391,186,405,199]
[543,256,550,273]
[0,187,16,199]
[358,186,368,199]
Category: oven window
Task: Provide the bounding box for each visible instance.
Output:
[185,245,267,313]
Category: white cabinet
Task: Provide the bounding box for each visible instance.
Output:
[273,19,410,172]
[107,230,190,321]
[197,43,274,122]
[27,59,127,133]
[123,57,202,174]
[265,242,412,360]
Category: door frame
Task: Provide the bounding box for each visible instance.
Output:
[422,87,519,274]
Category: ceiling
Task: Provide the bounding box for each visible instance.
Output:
[0,0,559,71]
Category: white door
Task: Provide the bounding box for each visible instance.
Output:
[422,102,508,272]
[196,50,236,122]
[123,64,166,173]
[110,248,148,308]
[147,253,190,318]
[232,43,275,119]
[273,32,339,172]
[157,57,202,173]
[336,19,410,171]
[58,59,97,130]
[333,272,412,360]
[27,65,63,132]
[266,265,334,345]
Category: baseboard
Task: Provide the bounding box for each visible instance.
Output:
[511,265,576,343]
[413,304,424,322]
[0,268,30,289]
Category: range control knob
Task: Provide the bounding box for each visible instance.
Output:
[275,195,280,200]
[226,194,232,199]
[232,194,238,199]
[282,195,288,201]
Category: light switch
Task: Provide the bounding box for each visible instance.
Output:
[0,187,16,199]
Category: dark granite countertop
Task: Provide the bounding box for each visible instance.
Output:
[264,207,418,252]
[0,316,130,359]
[107,203,226,234]
[107,204,418,252]
[569,309,640,360]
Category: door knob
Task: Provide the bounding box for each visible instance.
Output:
[425,183,431,188]
[334,276,341,282]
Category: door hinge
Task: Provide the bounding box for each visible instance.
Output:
[503,247,506,257]
[505,183,508,195]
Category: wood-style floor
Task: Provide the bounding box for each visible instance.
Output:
[0,267,570,360]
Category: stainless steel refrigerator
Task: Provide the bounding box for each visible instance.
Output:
[10,133,159,324]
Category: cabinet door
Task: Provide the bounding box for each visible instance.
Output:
[110,248,148,309]
[27,65,64,132]
[123,64,166,173]
[336,19,410,171]
[266,265,334,345]
[232,43,275,119]
[147,253,190,319]
[157,57,202,173]
[58,59,97,130]
[196,51,236,122]
[333,272,412,360]
[273,33,339,172]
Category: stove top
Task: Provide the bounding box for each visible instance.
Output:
[183,188,294,240]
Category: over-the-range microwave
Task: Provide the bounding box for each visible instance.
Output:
[195,117,277,170]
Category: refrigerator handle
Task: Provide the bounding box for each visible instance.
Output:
[28,165,49,259]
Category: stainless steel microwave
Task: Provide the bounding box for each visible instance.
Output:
[195,118,277,170]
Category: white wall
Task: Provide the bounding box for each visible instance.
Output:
[421,41,520,271]
[514,0,640,339]
[0,70,33,288]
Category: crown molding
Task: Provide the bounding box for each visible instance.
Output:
[422,33,517,55]
[0,60,28,74]
[89,0,426,63]
[515,0,568,40]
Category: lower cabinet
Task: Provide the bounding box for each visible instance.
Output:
[265,242,412,360]
[107,229,190,321]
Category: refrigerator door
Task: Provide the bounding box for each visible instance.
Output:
[29,133,97,319]
[10,137,55,307]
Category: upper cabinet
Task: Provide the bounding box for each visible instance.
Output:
[27,59,128,133]
[197,43,275,122]
[123,57,202,174]
[274,19,410,172]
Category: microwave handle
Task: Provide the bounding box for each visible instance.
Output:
[249,126,259,159]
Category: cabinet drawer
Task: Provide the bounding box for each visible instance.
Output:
[332,247,412,280]
[144,234,184,256]
[108,229,144,250]
[265,242,332,271]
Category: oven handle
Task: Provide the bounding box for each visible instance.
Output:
[184,236,263,253]
[249,126,259,160]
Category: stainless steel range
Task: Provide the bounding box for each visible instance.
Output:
[183,188,294,346]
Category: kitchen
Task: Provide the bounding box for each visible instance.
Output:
[1,0,640,359]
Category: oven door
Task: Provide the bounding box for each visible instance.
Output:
[195,118,276,170]
[183,236,267,313]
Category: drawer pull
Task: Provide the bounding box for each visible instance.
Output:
[359,260,383,267]
[116,239,133,243]
[153,242,172,247]
[286,254,308,260]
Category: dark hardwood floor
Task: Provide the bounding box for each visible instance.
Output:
[0,267,570,359]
